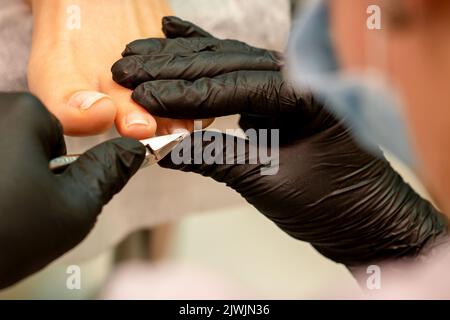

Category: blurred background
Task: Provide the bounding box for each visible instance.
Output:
[0,203,357,299]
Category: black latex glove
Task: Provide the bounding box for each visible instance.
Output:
[0,93,146,289]
[112,17,448,267]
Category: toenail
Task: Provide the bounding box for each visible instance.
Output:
[126,112,151,128]
[172,128,191,134]
[68,91,111,111]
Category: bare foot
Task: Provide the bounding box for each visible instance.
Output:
[28,0,194,139]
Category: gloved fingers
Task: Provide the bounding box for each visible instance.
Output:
[112,51,282,89]
[132,71,288,119]
[162,16,213,39]
[122,37,275,57]
[1,93,67,160]
[159,131,264,189]
[239,103,340,142]
[58,138,145,215]
[238,115,309,143]
[40,110,67,160]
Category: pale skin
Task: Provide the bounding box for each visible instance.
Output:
[28,0,198,139]
[329,0,450,215]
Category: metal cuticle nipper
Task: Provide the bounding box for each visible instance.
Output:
[49,131,190,173]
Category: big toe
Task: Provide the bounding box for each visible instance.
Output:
[29,75,117,136]
[61,90,117,136]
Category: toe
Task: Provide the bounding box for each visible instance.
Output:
[62,90,117,136]
[107,83,157,139]
[32,88,116,136]
[28,66,117,136]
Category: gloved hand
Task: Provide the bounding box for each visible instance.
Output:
[0,93,145,289]
[112,17,448,267]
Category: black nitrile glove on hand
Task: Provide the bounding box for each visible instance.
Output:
[0,93,145,289]
[112,17,448,267]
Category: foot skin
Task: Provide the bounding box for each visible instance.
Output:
[28,0,194,139]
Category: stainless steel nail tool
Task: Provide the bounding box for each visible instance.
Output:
[49,132,189,173]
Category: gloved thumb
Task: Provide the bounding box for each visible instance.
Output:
[159,131,274,189]
[162,16,213,39]
[58,138,146,217]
